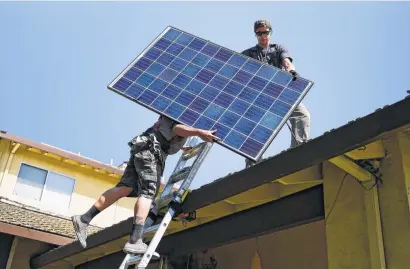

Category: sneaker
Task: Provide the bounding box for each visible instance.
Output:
[72,215,88,248]
[123,239,148,254]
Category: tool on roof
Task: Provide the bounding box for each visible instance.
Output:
[119,137,212,269]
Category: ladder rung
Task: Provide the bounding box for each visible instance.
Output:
[156,193,175,210]
[143,224,160,235]
[125,252,160,267]
[181,142,206,160]
[168,166,191,183]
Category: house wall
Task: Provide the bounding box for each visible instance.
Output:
[186,220,328,269]
[0,138,135,228]
[5,236,55,269]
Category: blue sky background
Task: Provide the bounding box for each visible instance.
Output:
[1,2,409,189]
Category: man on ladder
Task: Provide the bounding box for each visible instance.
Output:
[71,116,219,254]
[242,19,311,167]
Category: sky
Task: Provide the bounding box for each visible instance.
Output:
[1,1,409,190]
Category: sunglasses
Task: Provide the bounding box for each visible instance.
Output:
[255,30,270,36]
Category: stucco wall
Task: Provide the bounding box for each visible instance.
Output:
[187,220,328,269]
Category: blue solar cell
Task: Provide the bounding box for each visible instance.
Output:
[166,43,185,56]
[134,57,153,71]
[126,83,145,99]
[185,80,205,95]
[192,53,211,67]
[157,53,175,66]
[175,33,195,46]
[247,76,268,91]
[194,116,215,130]
[224,130,246,149]
[254,93,275,110]
[209,75,229,90]
[242,60,262,74]
[163,28,181,41]
[159,68,178,82]
[263,82,284,98]
[250,125,273,144]
[212,122,230,140]
[240,138,264,158]
[214,48,233,62]
[109,26,313,160]
[256,65,277,80]
[179,109,200,126]
[162,85,181,100]
[224,81,244,96]
[152,96,172,112]
[238,87,259,103]
[169,58,188,72]
[278,89,300,104]
[233,70,253,85]
[148,79,168,94]
[244,106,265,122]
[172,74,191,89]
[179,48,198,62]
[189,97,210,113]
[219,111,240,128]
[214,92,234,108]
[196,69,215,84]
[199,86,219,102]
[136,73,155,87]
[229,99,250,115]
[261,112,282,130]
[205,59,224,73]
[153,38,172,50]
[271,70,293,86]
[201,43,219,57]
[218,65,239,79]
[228,54,247,68]
[138,90,157,105]
[234,118,257,135]
[113,78,132,92]
[188,38,207,51]
[124,68,142,81]
[270,100,291,117]
[165,102,185,118]
[288,78,310,93]
[146,63,165,76]
[203,103,224,121]
[175,91,195,106]
[145,47,162,61]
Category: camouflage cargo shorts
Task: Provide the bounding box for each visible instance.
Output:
[116,135,166,200]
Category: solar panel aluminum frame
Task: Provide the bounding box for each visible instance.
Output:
[107,25,314,162]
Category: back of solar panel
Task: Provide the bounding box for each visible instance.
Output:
[108,26,313,162]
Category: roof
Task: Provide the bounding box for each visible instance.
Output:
[31,95,410,268]
[0,198,101,245]
[0,131,124,177]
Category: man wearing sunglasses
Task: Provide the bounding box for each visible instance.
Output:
[242,19,311,168]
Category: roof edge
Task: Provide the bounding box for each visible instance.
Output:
[0,131,124,175]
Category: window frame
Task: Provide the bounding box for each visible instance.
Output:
[13,162,77,210]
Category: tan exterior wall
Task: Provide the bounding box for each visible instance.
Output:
[189,220,328,269]
[6,237,54,269]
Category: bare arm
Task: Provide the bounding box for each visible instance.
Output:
[173,124,220,142]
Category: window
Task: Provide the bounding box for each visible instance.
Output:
[13,163,75,210]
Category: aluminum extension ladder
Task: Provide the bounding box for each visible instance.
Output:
[119,137,213,269]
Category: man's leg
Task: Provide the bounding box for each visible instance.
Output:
[72,156,138,248]
[123,149,163,254]
[72,186,132,248]
[289,103,310,147]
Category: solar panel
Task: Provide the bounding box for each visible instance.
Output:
[108,26,314,161]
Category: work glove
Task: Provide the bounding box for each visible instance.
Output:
[289,70,299,81]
